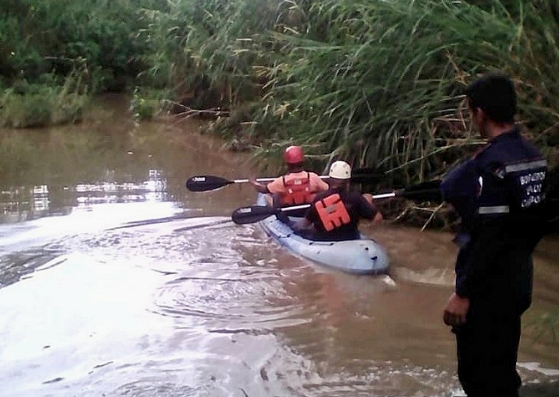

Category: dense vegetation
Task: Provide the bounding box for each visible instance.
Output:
[0,0,158,127]
[1,0,559,182]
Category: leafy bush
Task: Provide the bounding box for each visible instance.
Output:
[129,86,171,121]
[0,0,160,90]
[0,70,87,128]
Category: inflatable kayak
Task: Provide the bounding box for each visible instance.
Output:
[256,194,389,274]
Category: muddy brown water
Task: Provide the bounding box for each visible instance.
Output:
[0,95,557,397]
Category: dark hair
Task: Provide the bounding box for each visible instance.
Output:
[465,73,517,123]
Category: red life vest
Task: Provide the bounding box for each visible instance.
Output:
[315,193,351,231]
[281,172,313,205]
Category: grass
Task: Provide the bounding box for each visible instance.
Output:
[140,0,558,186]
[0,70,88,128]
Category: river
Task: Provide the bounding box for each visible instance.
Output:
[0,95,557,397]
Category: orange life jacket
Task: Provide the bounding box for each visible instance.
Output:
[281,172,313,205]
[314,193,351,231]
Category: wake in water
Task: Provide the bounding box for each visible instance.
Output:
[0,211,557,397]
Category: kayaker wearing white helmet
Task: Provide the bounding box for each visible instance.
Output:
[249,145,329,214]
[293,161,383,241]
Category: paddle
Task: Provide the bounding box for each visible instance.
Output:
[231,180,442,225]
[108,215,233,232]
[232,204,311,225]
[187,175,291,192]
[346,167,386,184]
[186,168,386,192]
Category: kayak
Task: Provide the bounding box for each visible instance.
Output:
[255,194,390,274]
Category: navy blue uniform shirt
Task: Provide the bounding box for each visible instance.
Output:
[441,128,547,310]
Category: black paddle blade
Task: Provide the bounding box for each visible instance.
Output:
[186,175,233,192]
[231,205,278,225]
[350,168,386,184]
[399,180,443,202]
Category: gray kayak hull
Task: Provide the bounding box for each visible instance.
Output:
[256,194,390,274]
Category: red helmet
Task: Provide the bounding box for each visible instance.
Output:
[283,146,305,164]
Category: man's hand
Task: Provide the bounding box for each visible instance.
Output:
[292,218,312,232]
[362,193,384,224]
[443,293,470,327]
[249,175,269,193]
[248,176,259,187]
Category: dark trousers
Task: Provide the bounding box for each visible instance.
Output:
[453,305,522,397]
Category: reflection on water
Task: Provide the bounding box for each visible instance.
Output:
[0,93,256,227]
[0,96,557,397]
[0,169,167,223]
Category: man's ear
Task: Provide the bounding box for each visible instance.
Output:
[471,107,484,120]
[470,107,488,132]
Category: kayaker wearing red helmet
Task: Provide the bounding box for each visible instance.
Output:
[249,145,329,210]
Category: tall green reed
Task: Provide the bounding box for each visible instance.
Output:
[256,0,559,179]
[144,0,559,181]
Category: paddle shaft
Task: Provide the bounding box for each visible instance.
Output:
[173,218,232,232]
[186,168,384,192]
[273,193,397,212]
[372,192,397,200]
[231,176,328,183]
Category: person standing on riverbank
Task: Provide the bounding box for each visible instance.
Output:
[441,73,547,397]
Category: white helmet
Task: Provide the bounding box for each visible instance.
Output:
[329,161,352,180]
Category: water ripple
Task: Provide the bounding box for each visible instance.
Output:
[151,269,311,333]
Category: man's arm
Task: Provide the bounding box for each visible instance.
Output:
[356,193,381,222]
[262,176,287,195]
[292,217,313,232]
[292,206,317,232]
[362,193,383,223]
[249,177,270,194]
[309,172,329,192]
